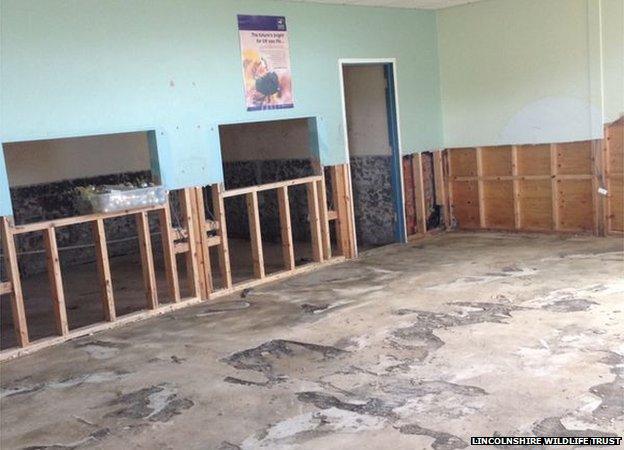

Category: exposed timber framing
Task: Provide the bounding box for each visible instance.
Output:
[0,166,357,360]
[445,135,618,235]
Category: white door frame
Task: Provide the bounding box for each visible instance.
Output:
[338,58,408,255]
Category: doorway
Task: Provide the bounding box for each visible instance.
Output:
[340,60,406,251]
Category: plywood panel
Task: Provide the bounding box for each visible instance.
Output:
[517,144,551,176]
[609,177,624,232]
[558,179,593,231]
[481,146,512,176]
[451,180,480,228]
[519,179,552,230]
[557,141,592,175]
[483,180,514,229]
[450,148,477,177]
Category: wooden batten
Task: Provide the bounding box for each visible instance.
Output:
[0,281,13,296]
[433,151,449,229]
[206,236,221,247]
[192,187,213,296]
[306,181,323,263]
[277,186,295,271]
[412,154,428,235]
[511,146,521,229]
[344,164,358,258]
[246,191,265,279]
[1,218,29,347]
[174,242,190,254]
[211,183,233,289]
[92,219,116,320]
[591,139,605,236]
[330,165,351,258]
[158,205,181,303]
[43,228,69,336]
[444,149,454,228]
[135,211,158,310]
[317,178,332,260]
[433,151,445,206]
[223,175,322,198]
[179,189,201,297]
[475,147,486,228]
[550,144,561,231]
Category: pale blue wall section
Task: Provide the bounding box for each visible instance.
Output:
[0,145,12,216]
[0,0,442,196]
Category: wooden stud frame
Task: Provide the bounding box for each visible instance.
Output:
[43,227,69,335]
[1,217,29,347]
[158,205,181,303]
[412,154,428,235]
[246,191,265,279]
[135,211,159,310]
[211,183,233,289]
[0,167,357,360]
[511,146,521,230]
[603,118,624,235]
[277,186,295,271]
[445,135,617,235]
[0,191,202,359]
[306,181,323,263]
[403,150,449,239]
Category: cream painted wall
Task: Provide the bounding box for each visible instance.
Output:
[343,65,391,157]
[602,0,624,124]
[436,0,616,148]
[4,132,151,187]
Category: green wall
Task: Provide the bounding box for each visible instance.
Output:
[2,0,621,218]
[437,0,620,148]
[602,0,624,124]
[0,0,443,216]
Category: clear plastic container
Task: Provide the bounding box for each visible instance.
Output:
[80,186,169,213]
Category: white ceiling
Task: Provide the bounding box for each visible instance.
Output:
[283,0,484,10]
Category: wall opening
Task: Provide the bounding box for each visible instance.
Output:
[218,118,318,283]
[342,63,402,250]
[0,131,173,349]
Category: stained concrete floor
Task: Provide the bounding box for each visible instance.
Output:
[1,232,623,449]
[1,238,315,349]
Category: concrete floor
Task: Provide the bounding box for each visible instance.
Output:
[1,232,623,449]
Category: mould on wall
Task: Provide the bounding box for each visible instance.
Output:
[350,155,395,247]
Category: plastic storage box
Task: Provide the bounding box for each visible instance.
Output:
[78,185,169,214]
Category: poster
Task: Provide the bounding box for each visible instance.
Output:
[237,15,294,111]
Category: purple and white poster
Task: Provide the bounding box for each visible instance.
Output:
[237,15,294,111]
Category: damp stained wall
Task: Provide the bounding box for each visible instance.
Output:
[437,0,621,148]
[0,0,443,216]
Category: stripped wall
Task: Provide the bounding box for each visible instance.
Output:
[1,134,155,275]
[219,119,314,241]
[0,0,443,218]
